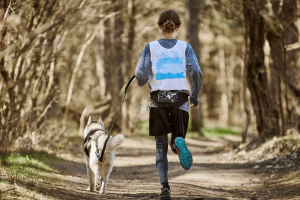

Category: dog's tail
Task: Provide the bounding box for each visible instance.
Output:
[100,134,124,152]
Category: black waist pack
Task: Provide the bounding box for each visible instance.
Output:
[150,90,188,113]
[158,91,179,103]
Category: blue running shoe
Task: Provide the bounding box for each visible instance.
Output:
[175,137,193,170]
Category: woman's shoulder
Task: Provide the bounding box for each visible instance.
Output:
[174,40,192,49]
[174,40,189,50]
[148,40,161,49]
[148,40,159,45]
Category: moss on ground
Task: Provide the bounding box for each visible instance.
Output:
[0,151,63,200]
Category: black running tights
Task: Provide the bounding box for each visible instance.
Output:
[155,134,169,184]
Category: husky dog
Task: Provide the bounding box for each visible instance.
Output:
[84,116,124,194]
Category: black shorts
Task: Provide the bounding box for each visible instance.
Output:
[149,106,189,143]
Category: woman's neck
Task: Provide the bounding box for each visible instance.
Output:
[162,32,175,39]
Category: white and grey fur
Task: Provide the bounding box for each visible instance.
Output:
[84,116,124,194]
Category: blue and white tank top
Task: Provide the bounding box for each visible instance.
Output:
[149,40,189,92]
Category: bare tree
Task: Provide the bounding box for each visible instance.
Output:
[243,0,300,139]
[185,0,202,133]
[121,0,136,133]
[0,0,82,150]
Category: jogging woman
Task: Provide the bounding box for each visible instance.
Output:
[135,10,203,200]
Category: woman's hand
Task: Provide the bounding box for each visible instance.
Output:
[189,101,199,108]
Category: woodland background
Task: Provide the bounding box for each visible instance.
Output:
[0,0,300,151]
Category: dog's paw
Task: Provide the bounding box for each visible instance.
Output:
[95,184,101,192]
[87,186,94,192]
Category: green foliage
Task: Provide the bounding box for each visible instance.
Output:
[271,24,281,37]
[135,121,149,132]
[202,127,241,138]
[71,121,79,129]
[59,144,67,149]
[129,121,150,138]
[186,119,204,138]
[135,121,241,140]
[0,151,63,199]
[0,151,60,185]
[186,131,206,140]
[187,127,241,140]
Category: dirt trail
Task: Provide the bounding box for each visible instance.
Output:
[50,136,300,200]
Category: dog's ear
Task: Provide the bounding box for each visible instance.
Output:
[87,116,92,125]
[98,116,104,126]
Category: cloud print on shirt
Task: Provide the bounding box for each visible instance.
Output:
[155,51,185,80]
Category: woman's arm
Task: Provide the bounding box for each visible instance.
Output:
[185,43,203,106]
[135,44,152,87]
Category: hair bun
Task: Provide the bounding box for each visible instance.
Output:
[157,10,181,33]
[162,20,175,33]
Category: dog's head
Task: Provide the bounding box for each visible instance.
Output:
[84,116,106,137]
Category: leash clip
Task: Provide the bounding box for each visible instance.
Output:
[95,144,102,163]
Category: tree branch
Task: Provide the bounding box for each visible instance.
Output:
[63,11,120,124]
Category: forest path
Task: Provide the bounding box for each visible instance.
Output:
[49,136,299,200]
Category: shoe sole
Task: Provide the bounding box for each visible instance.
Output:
[160,197,171,200]
[175,137,193,170]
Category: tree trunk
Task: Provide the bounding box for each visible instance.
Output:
[262,0,300,134]
[227,48,236,107]
[280,0,300,131]
[121,0,136,133]
[265,1,286,135]
[92,0,123,130]
[219,46,228,125]
[185,0,202,133]
[108,0,125,131]
[96,30,106,99]
[114,0,125,91]
[241,56,251,143]
[243,0,279,138]
[94,0,107,100]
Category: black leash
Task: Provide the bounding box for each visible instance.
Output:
[99,75,136,162]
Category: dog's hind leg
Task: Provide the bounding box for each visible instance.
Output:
[99,163,113,194]
[91,164,101,192]
[85,157,94,192]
